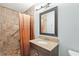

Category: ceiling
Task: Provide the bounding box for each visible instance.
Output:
[0,3,35,12]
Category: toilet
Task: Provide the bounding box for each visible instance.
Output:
[68,50,79,56]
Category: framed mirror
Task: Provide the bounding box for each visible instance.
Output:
[40,6,58,36]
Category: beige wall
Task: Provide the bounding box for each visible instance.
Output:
[24,5,35,16]
[0,6,20,56]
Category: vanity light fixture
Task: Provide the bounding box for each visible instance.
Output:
[36,3,51,11]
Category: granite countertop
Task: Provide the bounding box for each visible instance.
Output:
[30,37,59,52]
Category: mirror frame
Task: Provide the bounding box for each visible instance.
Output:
[39,6,58,36]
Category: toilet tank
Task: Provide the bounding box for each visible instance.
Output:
[68,50,79,56]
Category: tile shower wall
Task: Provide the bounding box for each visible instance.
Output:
[0,6,20,56]
[24,5,35,16]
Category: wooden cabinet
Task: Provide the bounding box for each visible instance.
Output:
[30,43,59,56]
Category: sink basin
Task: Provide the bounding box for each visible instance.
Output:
[37,40,48,45]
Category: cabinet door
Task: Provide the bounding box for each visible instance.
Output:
[30,43,50,56]
[30,48,39,56]
[38,51,49,56]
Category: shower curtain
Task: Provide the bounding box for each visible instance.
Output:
[19,13,34,56]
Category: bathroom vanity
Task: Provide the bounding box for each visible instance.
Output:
[30,35,59,56]
[29,6,58,56]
